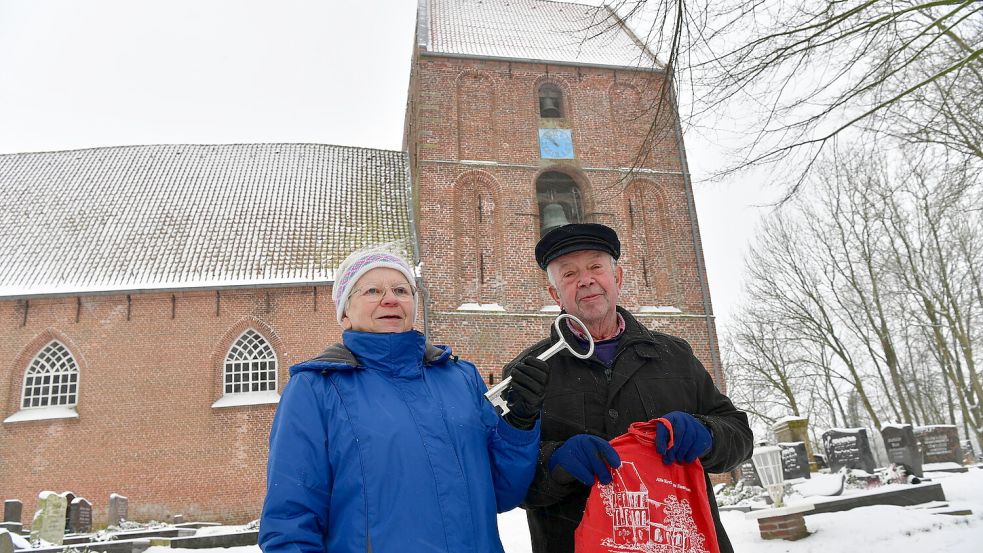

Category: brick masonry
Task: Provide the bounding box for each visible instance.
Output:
[405,53,722,385]
[0,287,337,524]
[0,37,726,525]
[756,512,810,540]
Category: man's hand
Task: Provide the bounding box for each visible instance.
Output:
[548,434,621,486]
[504,356,550,428]
[655,411,712,464]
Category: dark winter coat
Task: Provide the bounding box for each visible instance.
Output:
[503,307,753,553]
[260,330,540,553]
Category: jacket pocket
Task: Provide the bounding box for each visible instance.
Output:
[633,377,698,420]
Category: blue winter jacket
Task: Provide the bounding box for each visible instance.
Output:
[259,330,540,553]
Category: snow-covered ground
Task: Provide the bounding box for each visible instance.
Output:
[138,467,983,553]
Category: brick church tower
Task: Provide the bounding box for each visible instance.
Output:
[405,0,724,385]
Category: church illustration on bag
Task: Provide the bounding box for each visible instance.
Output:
[598,462,710,553]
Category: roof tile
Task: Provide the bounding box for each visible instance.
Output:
[0,144,412,298]
[427,0,657,69]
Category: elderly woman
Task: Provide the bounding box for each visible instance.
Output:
[259,249,546,553]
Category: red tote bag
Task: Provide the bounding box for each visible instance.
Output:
[574,418,719,553]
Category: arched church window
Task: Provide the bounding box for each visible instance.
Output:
[537,171,583,236]
[539,84,563,118]
[223,330,277,395]
[22,341,79,409]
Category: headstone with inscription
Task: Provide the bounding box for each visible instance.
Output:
[821,428,876,473]
[880,424,923,477]
[107,494,128,527]
[778,442,811,480]
[2,501,20,525]
[0,529,14,553]
[914,425,963,464]
[29,491,67,545]
[740,459,761,487]
[68,498,92,534]
[773,416,817,471]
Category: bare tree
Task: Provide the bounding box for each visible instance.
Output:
[743,209,883,427]
[727,143,981,447]
[595,0,982,195]
[878,152,983,445]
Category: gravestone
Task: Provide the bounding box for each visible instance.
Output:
[961,440,976,465]
[740,459,761,487]
[61,493,75,532]
[778,442,811,480]
[914,425,963,464]
[68,498,92,534]
[29,491,67,545]
[772,416,817,471]
[108,493,128,527]
[2,501,21,524]
[880,424,923,477]
[812,453,827,470]
[0,529,14,553]
[821,428,876,473]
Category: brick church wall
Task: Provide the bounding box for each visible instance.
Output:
[0,286,338,524]
[406,54,723,386]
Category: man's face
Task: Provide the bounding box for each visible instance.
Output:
[547,249,622,327]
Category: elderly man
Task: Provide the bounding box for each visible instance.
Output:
[503,223,753,553]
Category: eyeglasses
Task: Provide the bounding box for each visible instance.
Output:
[350,283,416,302]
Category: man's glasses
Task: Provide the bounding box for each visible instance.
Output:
[350,283,416,302]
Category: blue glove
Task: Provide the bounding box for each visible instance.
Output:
[655,412,712,465]
[548,434,621,486]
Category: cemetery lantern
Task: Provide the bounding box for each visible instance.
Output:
[752,446,786,508]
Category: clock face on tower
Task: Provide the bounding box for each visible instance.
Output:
[539,128,574,159]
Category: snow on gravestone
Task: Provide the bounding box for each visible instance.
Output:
[68,498,92,534]
[0,529,15,553]
[740,459,761,487]
[29,492,67,545]
[914,425,963,465]
[0,529,13,553]
[107,494,128,527]
[880,424,923,477]
[821,428,876,474]
[778,442,811,480]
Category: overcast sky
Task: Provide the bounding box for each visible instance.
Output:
[0,0,774,333]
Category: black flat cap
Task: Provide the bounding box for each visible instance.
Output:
[535,223,621,269]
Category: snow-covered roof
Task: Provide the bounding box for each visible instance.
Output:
[0,144,412,299]
[421,0,660,70]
